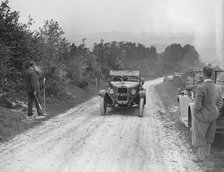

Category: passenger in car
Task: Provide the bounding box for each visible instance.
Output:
[114,76,121,81]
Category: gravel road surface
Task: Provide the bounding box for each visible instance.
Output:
[0,78,204,172]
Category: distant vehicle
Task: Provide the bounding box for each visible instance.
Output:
[99,70,146,117]
[163,72,182,83]
[173,72,181,79]
[163,75,175,82]
[177,69,224,133]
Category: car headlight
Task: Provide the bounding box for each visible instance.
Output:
[131,89,136,95]
[109,89,114,94]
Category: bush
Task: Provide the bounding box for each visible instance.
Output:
[45,78,63,98]
[77,79,89,88]
[65,59,90,88]
[39,61,64,98]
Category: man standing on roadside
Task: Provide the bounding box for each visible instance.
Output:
[192,66,223,161]
[25,61,44,118]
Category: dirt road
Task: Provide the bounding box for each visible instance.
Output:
[0,78,204,172]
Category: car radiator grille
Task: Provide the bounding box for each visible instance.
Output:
[118,96,127,101]
[117,87,128,101]
[118,88,127,93]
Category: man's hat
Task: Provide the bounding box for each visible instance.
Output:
[28,61,36,67]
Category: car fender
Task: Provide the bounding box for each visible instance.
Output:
[189,102,194,115]
[178,95,191,125]
[188,102,195,129]
[189,102,194,118]
[99,90,106,97]
[139,90,146,98]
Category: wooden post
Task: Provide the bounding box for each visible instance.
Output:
[43,77,46,115]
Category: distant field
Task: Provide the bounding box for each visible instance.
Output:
[197,47,221,66]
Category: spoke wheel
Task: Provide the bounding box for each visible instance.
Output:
[100,97,107,115]
[188,108,192,131]
[139,98,144,117]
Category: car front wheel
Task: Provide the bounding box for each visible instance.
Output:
[188,107,192,131]
[100,97,107,115]
[139,98,144,117]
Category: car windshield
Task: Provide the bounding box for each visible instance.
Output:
[216,72,224,86]
[111,76,140,82]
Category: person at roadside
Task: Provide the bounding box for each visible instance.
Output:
[192,66,223,161]
[25,61,44,118]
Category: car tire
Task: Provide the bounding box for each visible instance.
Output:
[100,97,107,115]
[188,108,192,130]
[139,98,144,117]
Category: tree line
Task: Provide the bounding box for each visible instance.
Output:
[0,0,202,100]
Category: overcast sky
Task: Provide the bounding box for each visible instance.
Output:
[9,0,218,35]
[8,0,224,66]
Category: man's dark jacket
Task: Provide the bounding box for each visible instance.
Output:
[25,68,40,93]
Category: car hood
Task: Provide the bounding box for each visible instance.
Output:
[110,81,140,88]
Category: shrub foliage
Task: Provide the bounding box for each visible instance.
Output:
[0,0,202,103]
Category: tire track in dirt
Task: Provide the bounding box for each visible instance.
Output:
[0,78,206,172]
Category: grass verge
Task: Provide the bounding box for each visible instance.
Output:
[154,81,193,146]
[0,82,101,143]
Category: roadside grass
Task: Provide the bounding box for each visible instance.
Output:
[154,81,192,141]
[154,80,183,120]
[0,108,27,140]
[0,82,101,143]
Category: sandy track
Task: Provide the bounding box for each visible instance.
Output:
[0,78,203,172]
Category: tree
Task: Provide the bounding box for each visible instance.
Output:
[181,44,200,67]
[35,19,71,95]
[159,43,201,74]
[92,41,124,75]
[0,0,37,94]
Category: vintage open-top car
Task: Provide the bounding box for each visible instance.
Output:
[177,69,224,133]
[99,70,146,117]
